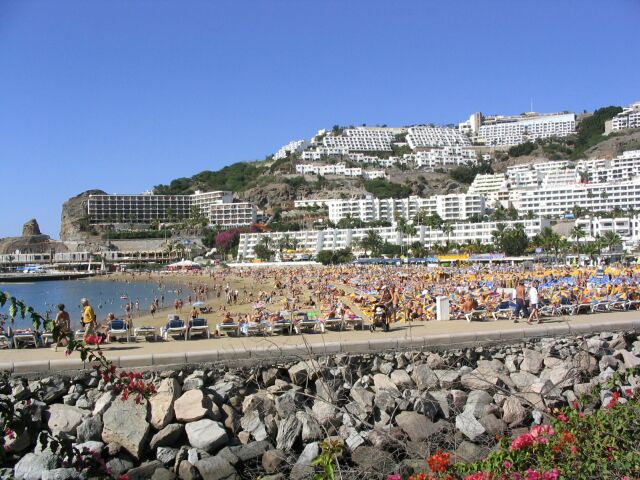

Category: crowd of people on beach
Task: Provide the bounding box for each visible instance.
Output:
[2,262,640,348]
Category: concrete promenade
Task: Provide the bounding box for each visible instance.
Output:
[1,311,639,374]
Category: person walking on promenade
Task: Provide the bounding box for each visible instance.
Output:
[81,298,97,342]
[528,280,541,324]
[513,281,529,322]
[54,304,70,351]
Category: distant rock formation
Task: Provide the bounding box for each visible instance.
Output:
[0,218,68,255]
[22,218,41,237]
[59,189,107,242]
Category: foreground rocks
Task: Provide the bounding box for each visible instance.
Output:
[3,330,640,479]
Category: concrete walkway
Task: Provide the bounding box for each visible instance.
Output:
[1,311,639,374]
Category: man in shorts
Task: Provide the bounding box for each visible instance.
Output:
[81,298,97,341]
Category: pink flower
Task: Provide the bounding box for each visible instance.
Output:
[556,413,568,423]
[387,476,401,480]
[542,469,560,480]
[525,470,541,480]
[570,445,578,455]
[503,460,512,469]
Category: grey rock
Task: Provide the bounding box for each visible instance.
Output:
[290,442,319,480]
[350,386,375,411]
[351,446,395,475]
[430,390,450,418]
[150,423,184,449]
[75,440,104,454]
[151,468,176,480]
[372,374,401,396]
[450,389,468,413]
[195,455,239,480]
[434,370,460,389]
[14,452,58,480]
[276,415,301,451]
[127,460,164,480]
[185,419,228,453]
[102,399,150,459]
[390,369,413,388]
[412,364,439,390]
[229,440,272,463]
[151,378,181,429]
[106,456,135,477]
[312,398,338,426]
[240,409,268,441]
[521,349,543,374]
[455,409,486,441]
[502,396,527,426]
[464,390,493,419]
[510,371,539,391]
[396,411,433,441]
[288,360,321,385]
[297,411,323,442]
[46,404,88,436]
[614,349,640,369]
[157,447,179,466]
[274,391,297,418]
[242,391,275,416]
[77,415,103,442]
[375,390,397,413]
[426,353,445,369]
[174,389,210,423]
[454,441,491,463]
[92,391,113,416]
[479,413,506,436]
[41,468,79,480]
[178,460,199,480]
[262,449,287,474]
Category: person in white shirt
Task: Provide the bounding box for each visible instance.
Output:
[528,280,540,324]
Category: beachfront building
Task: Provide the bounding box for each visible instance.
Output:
[236,218,548,260]
[87,190,257,227]
[209,202,257,227]
[459,112,576,146]
[607,102,640,132]
[518,178,640,217]
[406,127,471,149]
[468,173,509,206]
[273,140,309,160]
[293,193,485,224]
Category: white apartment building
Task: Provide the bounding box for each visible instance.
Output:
[363,170,387,180]
[87,190,256,227]
[304,194,485,224]
[540,169,579,188]
[301,146,350,161]
[406,127,471,150]
[236,219,548,259]
[322,127,400,152]
[209,202,257,227]
[273,140,309,160]
[468,174,509,205]
[407,147,478,168]
[475,113,576,146]
[519,178,640,217]
[608,102,640,132]
[294,163,387,180]
[574,216,635,242]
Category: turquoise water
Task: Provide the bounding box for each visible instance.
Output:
[0,279,183,329]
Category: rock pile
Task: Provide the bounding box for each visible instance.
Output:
[4,330,640,479]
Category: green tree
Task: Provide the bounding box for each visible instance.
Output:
[253,237,274,261]
[602,231,622,252]
[570,225,586,254]
[358,230,384,257]
[316,248,353,265]
[493,224,529,256]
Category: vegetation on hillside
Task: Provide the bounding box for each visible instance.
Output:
[154,162,266,195]
[571,105,623,158]
[363,178,412,198]
[449,159,494,184]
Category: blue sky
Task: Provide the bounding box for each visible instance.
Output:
[0,0,639,239]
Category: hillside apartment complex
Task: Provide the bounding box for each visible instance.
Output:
[86,190,257,228]
[606,101,640,133]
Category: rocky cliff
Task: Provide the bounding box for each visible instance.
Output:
[0,219,67,255]
[59,190,107,242]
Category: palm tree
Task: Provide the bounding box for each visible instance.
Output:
[570,225,586,254]
[441,222,454,252]
[360,230,383,257]
[396,218,417,256]
[602,231,622,252]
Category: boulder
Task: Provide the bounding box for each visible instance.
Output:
[297,411,323,442]
[126,460,164,480]
[434,370,460,389]
[174,390,210,423]
[150,423,184,449]
[102,399,150,459]
[240,409,268,441]
[288,360,321,385]
[372,374,401,396]
[464,390,493,419]
[479,414,506,436]
[151,468,176,480]
[76,415,103,442]
[185,419,228,453]
[502,396,527,426]
[350,386,375,412]
[351,446,395,475]
[454,441,491,463]
[262,449,287,474]
[395,411,432,442]
[510,371,539,391]
[14,452,58,480]
[290,442,318,480]
[195,456,239,480]
[455,409,486,441]
[412,364,439,390]
[390,369,413,388]
[46,404,88,436]
[92,391,114,416]
[521,349,543,374]
[157,446,179,466]
[41,468,77,480]
[276,415,301,451]
[151,378,181,429]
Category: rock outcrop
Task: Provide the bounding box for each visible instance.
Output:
[59,190,106,242]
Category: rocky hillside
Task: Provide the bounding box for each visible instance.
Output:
[0,219,67,255]
[4,330,640,479]
[59,190,107,242]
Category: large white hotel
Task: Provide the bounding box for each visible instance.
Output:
[87,190,257,228]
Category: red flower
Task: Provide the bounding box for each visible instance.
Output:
[427,450,450,473]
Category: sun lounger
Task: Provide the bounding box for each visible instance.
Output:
[271,320,292,335]
[13,331,39,348]
[107,319,131,342]
[571,303,592,315]
[40,332,54,346]
[324,317,344,330]
[492,307,513,321]
[0,335,9,349]
[297,313,319,333]
[188,318,210,339]
[590,301,610,313]
[133,326,157,341]
[161,319,187,340]
[538,305,556,317]
[217,323,239,336]
[344,315,364,330]
[466,309,487,322]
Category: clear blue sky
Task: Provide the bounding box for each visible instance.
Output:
[0,0,639,239]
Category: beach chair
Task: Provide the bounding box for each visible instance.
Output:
[74,329,86,340]
[107,319,131,343]
[217,322,240,336]
[0,335,8,349]
[161,319,187,340]
[344,315,364,330]
[538,304,556,317]
[590,300,610,313]
[40,332,54,346]
[297,313,319,333]
[272,320,292,335]
[187,318,210,340]
[324,317,344,331]
[571,302,592,315]
[133,326,158,341]
[492,305,513,321]
[13,330,39,348]
[465,308,488,323]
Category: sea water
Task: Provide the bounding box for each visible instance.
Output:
[0,279,183,329]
